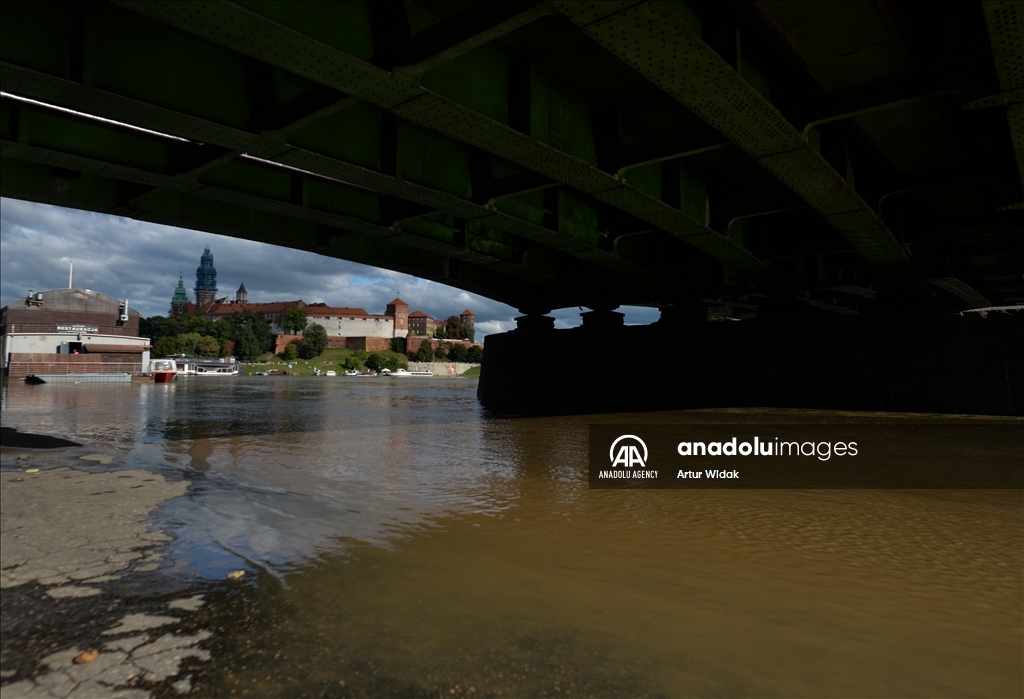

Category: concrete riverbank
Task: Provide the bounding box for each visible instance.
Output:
[0,442,213,698]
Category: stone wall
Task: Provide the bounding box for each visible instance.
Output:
[478,310,1023,416]
[274,335,391,353]
[405,336,482,356]
[345,337,391,352]
[274,335,302,354]
[307,315,394,339]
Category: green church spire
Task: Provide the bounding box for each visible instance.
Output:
[172,273,189,303]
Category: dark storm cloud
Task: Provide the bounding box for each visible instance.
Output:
[1,199,658,336]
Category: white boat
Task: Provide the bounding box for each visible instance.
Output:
[382,369,433,377]
[325,370,337,377]
[168,356,238,376]
[344,370,359,376]
[195,364,240,376]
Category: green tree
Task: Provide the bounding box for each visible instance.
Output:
[281,342,299,360]
[235,326,263,360]
[447,343,468,362]
[343,355,364,371]
[466,345,483,363]
[282,306,308,335]
[390,337,407,354]
[220,339,236,358]
[446,316,463,340]
[180,332,203,356]
[463,320,475,342]
[415,341,434,362]
[196,335,221,358]
[152,335,183,357]
[158,313,202,338]
[140,315,161,339]
[233,310,272,357]
[432,325,447,339]
[435,342,451,360]
[211,318,236,343]
[366,350,408,372]
[299,323,328,359]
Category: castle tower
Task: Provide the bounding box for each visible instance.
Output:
[460,309,475,341]
[385,298,409,338]
[194,246,218,308]
[170,273,190,317]
[236,282,247,304]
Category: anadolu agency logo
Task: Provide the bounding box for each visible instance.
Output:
[599,435,659,480]
[610,434,647,468]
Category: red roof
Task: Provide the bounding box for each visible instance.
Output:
[305,307,368,317]
[409,310,429,318]
[386,298,408,307]
[460,309,474,316]
[199,300,306,316]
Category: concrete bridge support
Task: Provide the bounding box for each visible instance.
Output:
[478,310,1023,416]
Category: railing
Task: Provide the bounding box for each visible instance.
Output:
[7,361,142,377]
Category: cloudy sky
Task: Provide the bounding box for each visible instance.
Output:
[0,198,659,338]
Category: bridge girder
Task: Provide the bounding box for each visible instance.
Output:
[1,0,1020,315]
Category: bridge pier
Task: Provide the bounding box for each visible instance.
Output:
[514,313,555,332]
[478,309,1023,416]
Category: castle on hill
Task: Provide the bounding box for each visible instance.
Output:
[170,247,474,351]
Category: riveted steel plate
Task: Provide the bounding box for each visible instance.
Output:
[553,0,916,276]
[571,2,804,159]
[108,1,789,283]
[552,1,643,27]
[0,142,182,191]
[757,149,863,215]
[392,93,614,194]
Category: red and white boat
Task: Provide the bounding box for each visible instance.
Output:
[150,359,178,383]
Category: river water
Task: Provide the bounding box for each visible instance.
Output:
[1,377,1021,697]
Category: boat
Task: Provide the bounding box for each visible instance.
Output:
[194,364,240,376]
[344,370,359,376]
[382,368,433,377]
[169,356,239,377]
[150,359,177,383]
[325,370,337,377]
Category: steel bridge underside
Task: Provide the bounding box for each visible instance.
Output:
[1,1,1021,316]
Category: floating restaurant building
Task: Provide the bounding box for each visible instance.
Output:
[1,289,151,377]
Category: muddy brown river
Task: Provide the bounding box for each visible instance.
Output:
[1,377,1020,697]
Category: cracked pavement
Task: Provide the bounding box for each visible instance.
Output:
[1,467,215,698]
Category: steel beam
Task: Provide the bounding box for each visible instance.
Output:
[0,138,577,307]
[113,1,784,290]
[394,3,553,78]
[982,1,1024,201]
[550,0,916,280]
[0,156,550,308]
[0,62,654,303]
[928,277,991,309]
